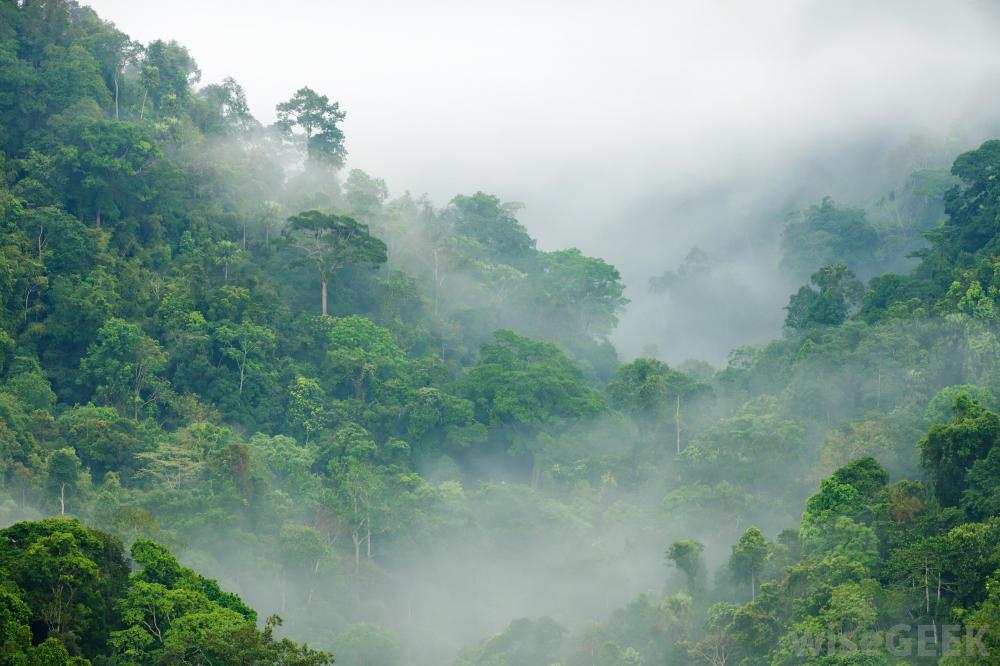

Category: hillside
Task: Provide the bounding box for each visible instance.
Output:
[2,2,1000,664]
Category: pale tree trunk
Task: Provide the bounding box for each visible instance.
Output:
[114,72,120,120]
[321,280,328,316]
[352,530,361,576]
[530,454,542,489]
[676,394,682,455]
[59,482,66,515]
[876,362,882,410]
[306,559,319,607]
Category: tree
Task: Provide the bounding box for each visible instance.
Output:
[729,527,769,601]
[784,263,864,330]
[79,318,168,419]
[332,623,402,666]
[667,540,706,594]
[781,197,880,279]
[926,139,1000,261]
[215,320,275,398]
[253,200,283,247]
[325,449,386,576]
[57,118,161,228]
[139,40,200,117]
[919,396,1000,507]
[46,448,81,515]
[344,169,388,221]
[526,248,628,341]
[195,76,257,136]
[58,405,151,481]
[608,358,709,453]
[0,519,129,658]
[326,315,404,402]
[282,210,388,315]
[275,87,347,168]
[444,192,536,267]
[831,456,889,500]
[286,376,327,444]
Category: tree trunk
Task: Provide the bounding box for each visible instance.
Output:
[750,567,756,602]
[352,530,361,577]
[59,482,66,516]
[676,394,682,455]
[96,208,101,229]
[924,565,930,615]
[530,455,542,489]
[876,363,882,410]
[238,363,245,396]
[114,72,120,120]
[321,280,328,316]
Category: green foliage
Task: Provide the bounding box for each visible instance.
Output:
[919,395,1000,506]
[785,263,865,330]
[453,617,565,666]
[445,192,536,268]
[276,87,347,169]
[7,4,1000,665]
[79,318,168,420]
[666,540,706,594]
[782,197,881,278]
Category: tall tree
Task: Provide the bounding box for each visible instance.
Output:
[729,527,769,602]
[45,448,81,515]
[275,87,347,168]
[282,210,387,316]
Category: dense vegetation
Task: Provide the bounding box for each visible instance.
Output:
[3,1,1000,664]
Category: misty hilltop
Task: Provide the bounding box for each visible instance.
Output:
[2,1,1000,665]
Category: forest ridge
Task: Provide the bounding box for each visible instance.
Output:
[3,2,1000,665]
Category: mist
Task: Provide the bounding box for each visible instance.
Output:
[5,1,1000,664]
[83,0,1000,364]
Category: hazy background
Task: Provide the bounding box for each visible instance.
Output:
[84,0,1000,362]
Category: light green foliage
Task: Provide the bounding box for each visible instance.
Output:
[326,315,404,401]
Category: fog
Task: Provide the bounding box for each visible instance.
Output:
[83,0,1000,363]
[33,2,1000,662]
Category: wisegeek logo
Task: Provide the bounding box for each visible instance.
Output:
[789,625,989,658]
